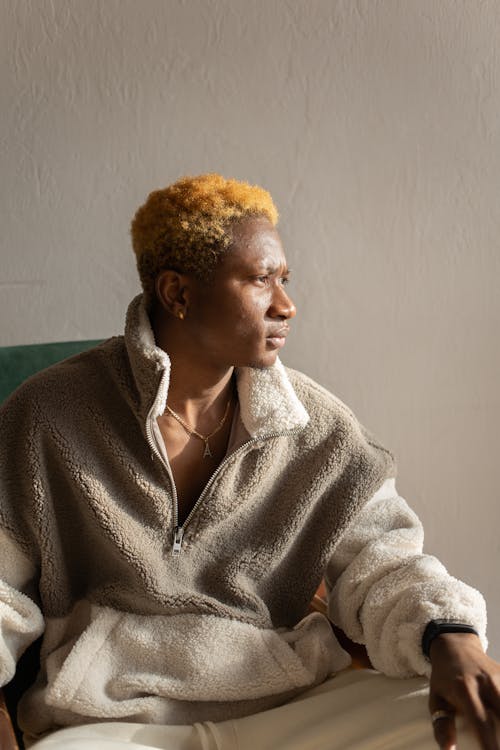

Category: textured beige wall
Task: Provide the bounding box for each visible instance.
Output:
[2,0,499,656]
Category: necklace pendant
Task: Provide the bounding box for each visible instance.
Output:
[203,440,213,458]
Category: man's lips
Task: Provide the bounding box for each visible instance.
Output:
[266,327,290,349]
[267,326,290,339]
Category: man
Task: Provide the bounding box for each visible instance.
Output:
[1,173,499,749]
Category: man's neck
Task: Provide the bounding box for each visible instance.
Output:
[152,310,236,429]
[166,364,235,427]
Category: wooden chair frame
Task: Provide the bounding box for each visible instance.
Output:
[0,688,18,750]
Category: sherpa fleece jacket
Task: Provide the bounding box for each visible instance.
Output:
[0,295,487,740]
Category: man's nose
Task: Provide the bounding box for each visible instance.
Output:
[270,284,297,320]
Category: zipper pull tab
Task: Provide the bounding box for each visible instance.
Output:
[172,526,184,555]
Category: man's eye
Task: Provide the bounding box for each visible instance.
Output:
[254,275,290,286]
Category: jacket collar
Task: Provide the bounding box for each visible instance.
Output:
[124,294,309,438]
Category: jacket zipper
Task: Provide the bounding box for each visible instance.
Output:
[145,399,301,555]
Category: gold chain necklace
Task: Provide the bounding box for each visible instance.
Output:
[164,397,232,458]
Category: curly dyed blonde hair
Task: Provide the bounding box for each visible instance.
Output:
[131,173,279,304]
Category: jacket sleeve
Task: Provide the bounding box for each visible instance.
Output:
[0,531,44,686]
[0,392,45,687]
[325,477,487,677]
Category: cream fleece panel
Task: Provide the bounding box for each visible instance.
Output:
[326,478,487,677]
[0,531,44,685]
[0,581,44,685]
[237,357,309,437]
[39,609,348,717]
[18,609,351,733]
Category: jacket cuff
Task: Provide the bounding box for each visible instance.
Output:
[422,619,479,658]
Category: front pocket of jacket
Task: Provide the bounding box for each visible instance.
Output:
[44,608,327,714]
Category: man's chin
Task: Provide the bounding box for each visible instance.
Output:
[243,351,279,370]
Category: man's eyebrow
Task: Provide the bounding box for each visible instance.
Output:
[276,266,291,276]
[257,265,291,275]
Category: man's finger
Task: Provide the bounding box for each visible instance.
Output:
[429,692,457,750]
[482,673,500,719]
[457,680,499,750]
[431,709,457,750]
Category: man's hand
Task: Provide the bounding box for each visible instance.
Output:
[429,632,500,750]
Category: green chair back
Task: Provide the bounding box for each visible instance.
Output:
[0,338,103,749]
[0,340,103,403]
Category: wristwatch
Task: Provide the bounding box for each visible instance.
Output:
[422,619,479,658]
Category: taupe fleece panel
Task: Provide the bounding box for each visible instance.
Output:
[186,374,396,628]
[0,348,395,630]
[1,346,174,618]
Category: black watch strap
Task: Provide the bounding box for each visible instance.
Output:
[422,619,479,658]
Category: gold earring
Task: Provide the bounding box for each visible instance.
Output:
[178,310,185,320]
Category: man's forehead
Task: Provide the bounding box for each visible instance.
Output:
[227,217,285,261]
[223,239,288,273]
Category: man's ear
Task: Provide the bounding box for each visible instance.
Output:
[155,270,191,319]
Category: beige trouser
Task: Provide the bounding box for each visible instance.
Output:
[28,669,493,750]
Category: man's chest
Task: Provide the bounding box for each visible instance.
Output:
[155,414,234,525]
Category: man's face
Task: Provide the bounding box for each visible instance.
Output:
[188,215,296,369]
